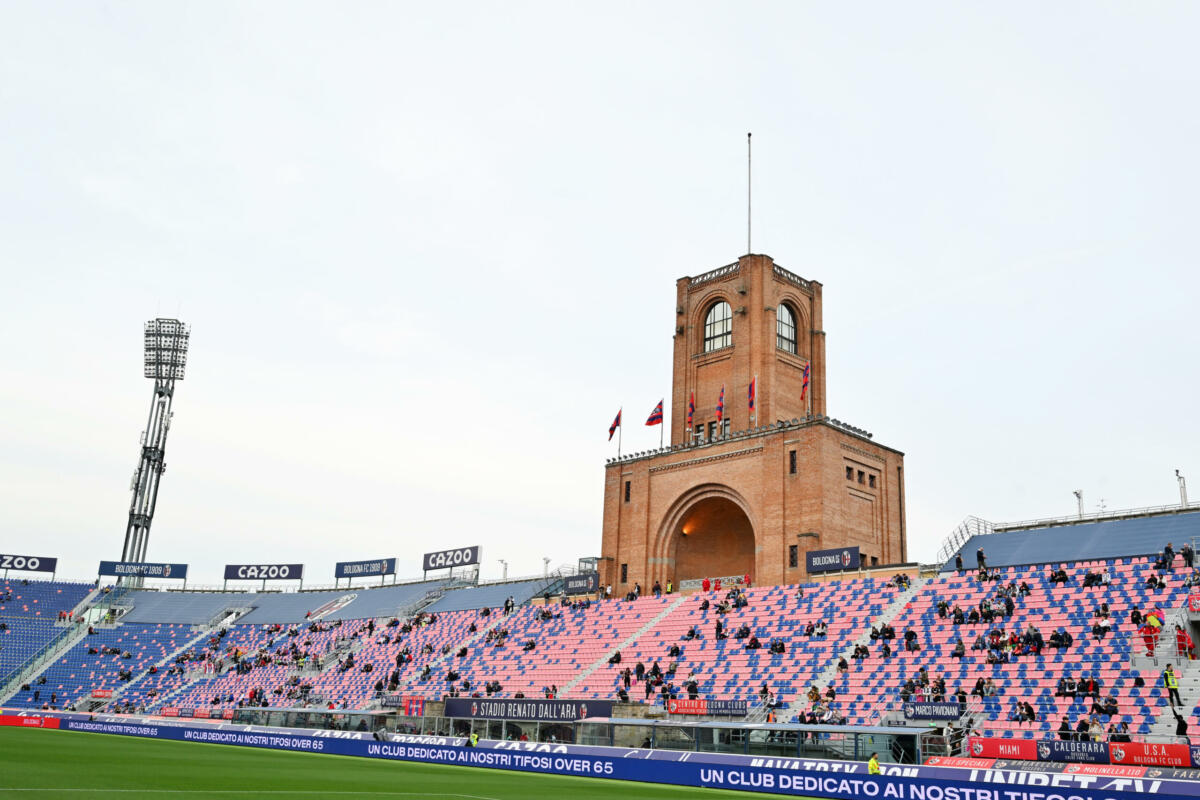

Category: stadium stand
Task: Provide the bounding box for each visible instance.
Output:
[5,512,1200,753]
[572,578,901,710]
[6,622,202,710]
[945,511,1200,571]
[0,579,93,686]
[831,556,1190,737]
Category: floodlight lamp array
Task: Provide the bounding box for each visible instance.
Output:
[143,318,190,380]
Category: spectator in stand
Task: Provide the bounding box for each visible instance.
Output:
[836,657,848,674]
[1049,567,1069,585]
[1164,542,1176,570]
[745,636,761,650]
[1074,716,1091,742]
[903,629,919,652]
[1185,569,1200,589]
[1109,720,1131,742]
[955,554,963,573]
[1176,624,1195,660]
[1091,695,1119,717]
[1147,573,1166,591]
[1091,619,1111,641]
[795,585,804,601]
[1142,623,1161,656]
[1164,664,1182,707]
[951,639,965,659]
[1057,716,1073,740]
[1056,676,1077,698]
[1131,605,1144,627]
[1183,542,1196,569]
[976,547,986,570]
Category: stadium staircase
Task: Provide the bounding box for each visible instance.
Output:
[559,595,688,696]
[782,575,928,724]
[53,586,106,628]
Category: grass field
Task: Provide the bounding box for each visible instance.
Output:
[0,728,789,799]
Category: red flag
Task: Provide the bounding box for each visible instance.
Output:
[748,378,756,412]
[800,363,811,402]
[716,385,725,422]
[608,409,622,441]
[645,400,664,426]
[687,391,695,428]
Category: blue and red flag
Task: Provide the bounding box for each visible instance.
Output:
[645,400,663,426]
[608,409,622,441]
[687,391,695,428]
[716,385,725,422]
[800,362,811,402]
[748,377,756,412]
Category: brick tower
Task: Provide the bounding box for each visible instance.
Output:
[599,253,906,591]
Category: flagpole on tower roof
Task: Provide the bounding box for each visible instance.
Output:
[747,132,752,255]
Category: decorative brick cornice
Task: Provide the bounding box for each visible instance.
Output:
[840,442,885,464]
[649,446,764,474]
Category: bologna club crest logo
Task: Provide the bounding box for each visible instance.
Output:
[310,594,358,621]
[841,551,852,568]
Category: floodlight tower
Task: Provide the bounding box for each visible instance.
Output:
[120,319,190,567]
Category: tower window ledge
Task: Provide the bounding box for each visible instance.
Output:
[691,347,733,364]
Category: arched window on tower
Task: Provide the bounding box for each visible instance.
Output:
[776,303,797,354]
[703,301,732,352]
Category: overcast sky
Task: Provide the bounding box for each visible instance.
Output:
[1,3,1197,586]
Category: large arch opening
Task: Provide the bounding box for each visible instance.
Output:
[670,495,755,584]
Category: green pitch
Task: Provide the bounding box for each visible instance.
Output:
[0,728,796,799]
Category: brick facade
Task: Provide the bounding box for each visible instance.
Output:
[600,253,906,589]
